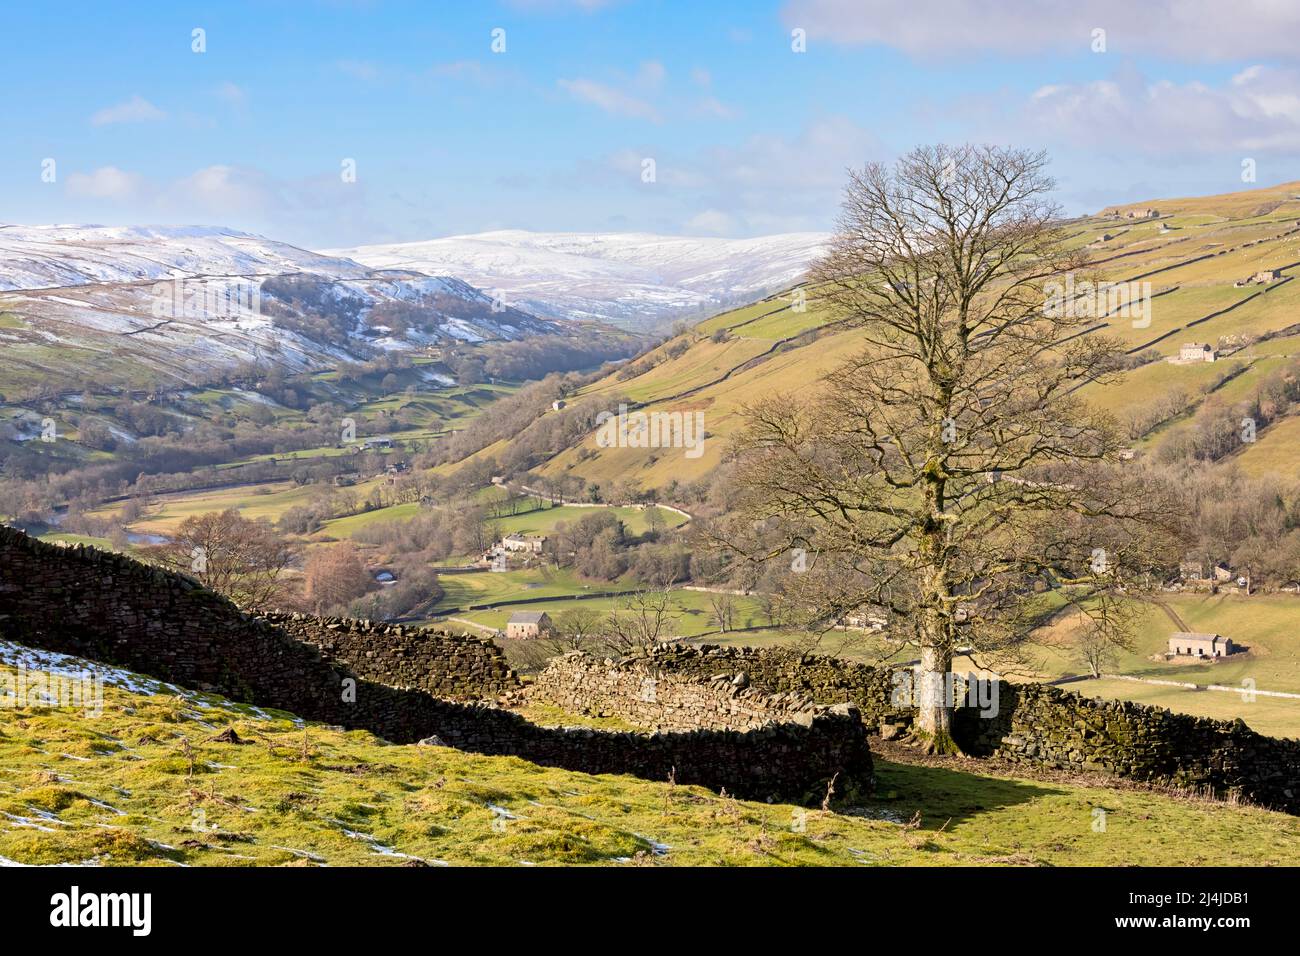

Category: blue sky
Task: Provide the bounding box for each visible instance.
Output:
[2,0,1298,248]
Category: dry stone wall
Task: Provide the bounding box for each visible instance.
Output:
[0,527,518,704]
[643,643,1300,814]
[260,612,518,701]
[0,527,871,801]
[531,651,834,732]
[428,697,871,801]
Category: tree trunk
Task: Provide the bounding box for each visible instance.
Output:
[915,465,960,753]
[915,642,960,751]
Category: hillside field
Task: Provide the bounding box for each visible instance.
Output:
[3,642,1298,867]
[528,182,1300,488]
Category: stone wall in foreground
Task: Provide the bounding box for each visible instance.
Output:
[259,612,519,702]
[641,643,1300,814]
[0,527,871,801]
[530,651,832,731]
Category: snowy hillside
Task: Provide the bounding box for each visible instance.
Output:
[0,224,557,390]
[327,230,828,328]
[0,224,377,292]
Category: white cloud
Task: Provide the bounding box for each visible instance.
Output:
[505,0,616,10]
[65,166,143,200]
[558,78,662,122]
[782,0,1300,61]
[90,95,166,126]
[685,209,738,235]
[1026,65,1300,153]
[696,96,738,120]
[215,82,247,108]
[635,60,666,91]
[424,60,519,90]
[594,116,883,233]
[170,165,276,215]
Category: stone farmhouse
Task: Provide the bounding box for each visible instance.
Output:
[1102,206,1159,219]
[840,612,888,632]
[1170,342,1217,364]
[506,611,553,640]
[502,533,546,554]
[1169,631,1237,659]
[1235,268,1282,287]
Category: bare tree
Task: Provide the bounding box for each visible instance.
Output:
[757,589,786,628]
[719,145,1181,752]
[545,606,605,653]
[707,591,737,633]
[148,509,294,612]
[603,583,680,656]
[303,542,372,614]
[1060,589,1143,678]
[645,505,666,538]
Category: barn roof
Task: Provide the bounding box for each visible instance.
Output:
[509,611,548,624]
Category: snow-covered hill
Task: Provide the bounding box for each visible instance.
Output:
[0,224,557,390]
[327,230,828,328]
[0,224,378,291]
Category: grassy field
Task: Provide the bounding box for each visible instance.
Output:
[436,589,772,637]
[1024,592,1300,736]
[316,501,422,540]
[487,502,688,538]
[35,532,116,551]
[432,567,597,610]
[1033,593,1300,691]
[97,481,325,535]
[1078,678,1300,739]
[3,646,1298,867]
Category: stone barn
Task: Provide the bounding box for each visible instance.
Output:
[1177,343,1217,364]
[506,611,553,640]
[1169,632,1237,659]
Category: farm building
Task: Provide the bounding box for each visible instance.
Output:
[506,611,552,640]
[1175,343,1217,364]
[502,533,547,553]
[1169,632,1237,658]
[842,612,888,631]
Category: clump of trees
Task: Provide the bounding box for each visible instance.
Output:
[348,560,444,621]
[303,542,372,614]
[146,509,295,611]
